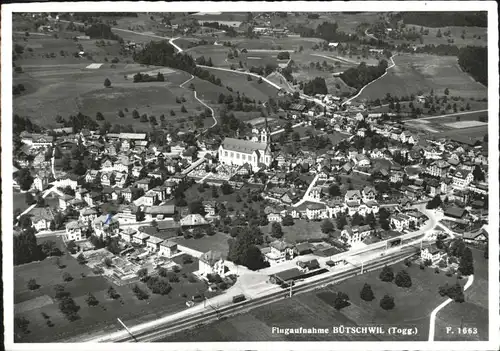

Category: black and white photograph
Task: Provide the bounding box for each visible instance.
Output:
[2,2,499,350]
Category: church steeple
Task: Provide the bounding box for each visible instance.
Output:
[261,114,271,145]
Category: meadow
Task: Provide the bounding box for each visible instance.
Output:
[165,257,474,341]
[14,236,212,342]
[355,54,488,102]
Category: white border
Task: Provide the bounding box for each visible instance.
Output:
[2,2,498,351]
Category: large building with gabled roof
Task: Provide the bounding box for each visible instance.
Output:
[218,127,272,171]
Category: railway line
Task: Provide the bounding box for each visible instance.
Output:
[111,247,418,342]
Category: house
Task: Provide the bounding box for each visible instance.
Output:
[267,210,283,223]
[145,236,164,252]
[93,214,120,238]
[308,187,322,201]
[159,240,178,257]
[443,206,466,220]
[451,168,473,188]
[340,225,372,245]
[344,190,361,204]
[180,214,208,228]
[421,246,446,264]
[28,207,55,231]
[100,172,114,187]
[390,170,404,183]
[294,242,314,256]
[353,154,370,167]
[132,231,150,246]
[426,160,450,178]
[198,250,227,277]
[326,199,344,217]
[115,172,128,188]
[390,213,411,231]
[84,191,102,207]
[137,177,153,191]
[65,220,87,242]
[84,170,100,183]
[362,186,376,202]
[296,259,320,272]
[463,228,488,243]
[203,201,217,216]
[79,208,98,224]
[33,174,50,192]
[144,205,176,221]
[305,203,327,220]
[119,227,137,242]
[265,240,295,265]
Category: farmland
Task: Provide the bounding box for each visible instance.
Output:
[354,54,487,102]
[164,258,473,341]
[260,220,329,244]
[13,236,213,343]
[13,62,210,131]
[173,232,231,257]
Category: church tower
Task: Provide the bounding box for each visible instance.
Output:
[260,115,272,145]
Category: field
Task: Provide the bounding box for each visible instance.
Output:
[14,236,213,342]
[173,232,231,257]
[260,220,329,244]
[434,247,489,341]
[13,62,211,131]
[202,67,281,102]
[355,54,487,102]
[165,258,470,341]
[418,26,487,48]
[434,126,488,140]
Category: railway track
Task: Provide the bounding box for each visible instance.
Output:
[112,247,417,342]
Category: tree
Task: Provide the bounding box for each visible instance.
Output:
[458,247,474,276]
[292,131,301,142]
[181,105,187,113]
[321,219,334,234]
[336,215,347,230]
[40,240,59,257]
[76,253,86,265]
[27,278,39,290]
[62,272,73,282]
[282,215,294,226]
[107,286,120,299]
[444,88,450,95]
[426,194,442,209]
[380,294,395,310]
[334,291,350,310]
[271,222,284,238]
[96,112,104,120]
[58,296,80,321]
[472,165,485,182]
[188,200,206,216]
[137,267,149,281]
[436,29,442,38]
[360,283,375,301]
[379,266,394,282]
[220,181,233,195]
[104,78,111,88]
[103,257,113,267]
[395,270,412,288]
[328,184,341,197]
[132,109,140,119]
[85,292,99,306]
[15,316,30,335]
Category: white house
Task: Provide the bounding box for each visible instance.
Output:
[340,225,372,245]
[390,213,411,231]
[65,220,87,242]
[159,240,178,258]
[198,250,227,277]
[145,236,164,252]
[421,246,446,264]
[265,240,294,265]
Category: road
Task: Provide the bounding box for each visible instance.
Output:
[365,28,378,41]
[311,53,358,66]
[88,247,417,343]
[402,109,488,122]
[196,64,283,90]
[291,174,320,207]
[178,74,217,131]
[341,54,397,106]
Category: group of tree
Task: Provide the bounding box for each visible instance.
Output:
[458,46,487,86]
[54,285,80,321]
[277,51,290,60]
[340,60,389,90]
[14,227,44,265]
[195,56,213,66]
[227,227,269,271]
[438,282,465,302]
[133,40,221,86]
[85,23,122,41]
[133,72,165,83]
[303,77,328,96]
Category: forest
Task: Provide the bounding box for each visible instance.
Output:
[396,12,487,28]
[340,60,389,90]
[458,46,488,86]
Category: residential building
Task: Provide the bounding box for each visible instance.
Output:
[159,240,178,257]
[65,220,87,242]
[198,250,227,277]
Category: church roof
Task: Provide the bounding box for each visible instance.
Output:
[221,138,268,154]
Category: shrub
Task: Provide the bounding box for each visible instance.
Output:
[360,283,375,301]
[438,259,447,268]
[107,286,120,299]
[379,266,394,282]
[380,294,395,310]
[146,277,172,295]
[62,272,73,282]
[132,284,150,300]
[334,291,350,310]
[85,292,99,306]
[395,270,412,288]
[157,267,168,277]
[27,278,39,290]
[76,253,86,264]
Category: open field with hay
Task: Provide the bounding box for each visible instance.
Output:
[13,63,208,130]
[354,54,487,102]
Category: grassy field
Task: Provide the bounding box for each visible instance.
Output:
[202,67,280,102]
[434,247,488,341]
[355,54,487,102]
[418,26,487,47]
[173,232,231,257]
[13,63,209,131]
[14,236,213,342]
[165,258,467,341]
[261,220,329,244]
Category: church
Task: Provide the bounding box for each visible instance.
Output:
[218,128,272,171]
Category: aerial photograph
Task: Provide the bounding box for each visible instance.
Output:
[5,4,496,349]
